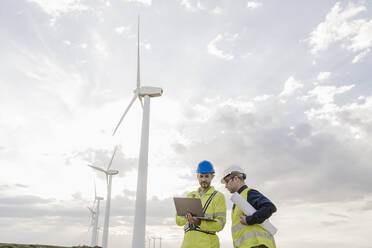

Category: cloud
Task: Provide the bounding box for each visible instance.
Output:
[92,32,109,58]
[179,0,204,12]
[124,0,152,7]
[115,26,131,35]
[247,1,262,9]
[109,193,175,225]
[279,76,304,98]
[77,146,138,178]
[321,219,348,226]
[63,40,72,46]
[207,33,238,60]
[140,41,152,50]
[0,195,52,205]
[0,194,88,218]
[349,19,372,52]
[308,2,372,63]
[0,216,90,246]
[1,0,371,247]
[147,196,175,218]
[317,72,331,82]
[307,95,372,139]
[306,84,355,105]
[8,49,90,112]
[361,201,372,211]
[254,95,273,102]
[0,192,171,235]
[170,83,372,204]
[212,6,223,15]
[352,48,371,63]
[0,185,10,191]
[0,184,28,192]
[27,0,89,24]
[308,2,366,53]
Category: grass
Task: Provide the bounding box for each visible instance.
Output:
[0,244,101,248]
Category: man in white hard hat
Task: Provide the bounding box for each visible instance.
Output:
[221,165,277,248]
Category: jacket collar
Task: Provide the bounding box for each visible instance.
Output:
[237,185,248,194]
[197,186,215,195]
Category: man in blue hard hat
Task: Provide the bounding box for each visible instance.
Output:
[176,160,227,248]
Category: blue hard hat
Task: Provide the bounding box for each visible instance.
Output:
[196,160,215,173]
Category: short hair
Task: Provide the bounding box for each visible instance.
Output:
[230,171,246,181]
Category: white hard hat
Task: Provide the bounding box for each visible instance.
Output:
[221,165,246,184]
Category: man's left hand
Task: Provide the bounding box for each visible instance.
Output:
[240,214,248,225]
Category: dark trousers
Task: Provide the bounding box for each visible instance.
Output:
[251,246,267,248]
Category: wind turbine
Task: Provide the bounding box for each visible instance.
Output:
[89,184,104,247]
[112,16,163,248]
[88,146,119,248]
[87,206,96,241]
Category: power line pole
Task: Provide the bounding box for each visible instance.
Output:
[152,237,156,248]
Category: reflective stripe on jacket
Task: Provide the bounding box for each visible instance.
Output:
[231,187,276,248]
[176,186,227,248]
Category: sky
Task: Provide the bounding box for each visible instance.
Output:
[1,0,372,247]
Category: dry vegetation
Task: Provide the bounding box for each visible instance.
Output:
[0,244,101,248]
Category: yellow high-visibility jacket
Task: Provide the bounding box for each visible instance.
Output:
[231,187,276,248]
[176,186,226,248]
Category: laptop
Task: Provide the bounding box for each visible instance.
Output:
[173,197,214,220]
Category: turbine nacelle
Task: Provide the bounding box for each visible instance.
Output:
[107,169,119,175]
[136,86,163,97]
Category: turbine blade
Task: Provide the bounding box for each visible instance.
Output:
[107,145,118,170]
[88,164,107,174]
[138,96,143,109]
[94,180,97,198]
[137,15,140,90]
[112,93,138,136]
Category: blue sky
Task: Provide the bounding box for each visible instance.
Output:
[1,0,372,248]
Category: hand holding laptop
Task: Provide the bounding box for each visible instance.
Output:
[173,197,215,221]
[185,212,201,225]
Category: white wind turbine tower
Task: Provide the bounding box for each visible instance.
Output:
[87,207,96,243]
[89,184,104,247]
[112,16,163,248]
[88,146,119,248]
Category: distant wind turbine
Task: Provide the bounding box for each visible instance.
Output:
[88,146,119,248]
[112,16,163,248]
[87,207,96,240]
[152,237,156,248]
[89,183,104,247]
[147,237,151,248]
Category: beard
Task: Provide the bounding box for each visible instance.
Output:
[200,181,211,189]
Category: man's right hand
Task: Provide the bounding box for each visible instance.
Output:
[186,212,201,225]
